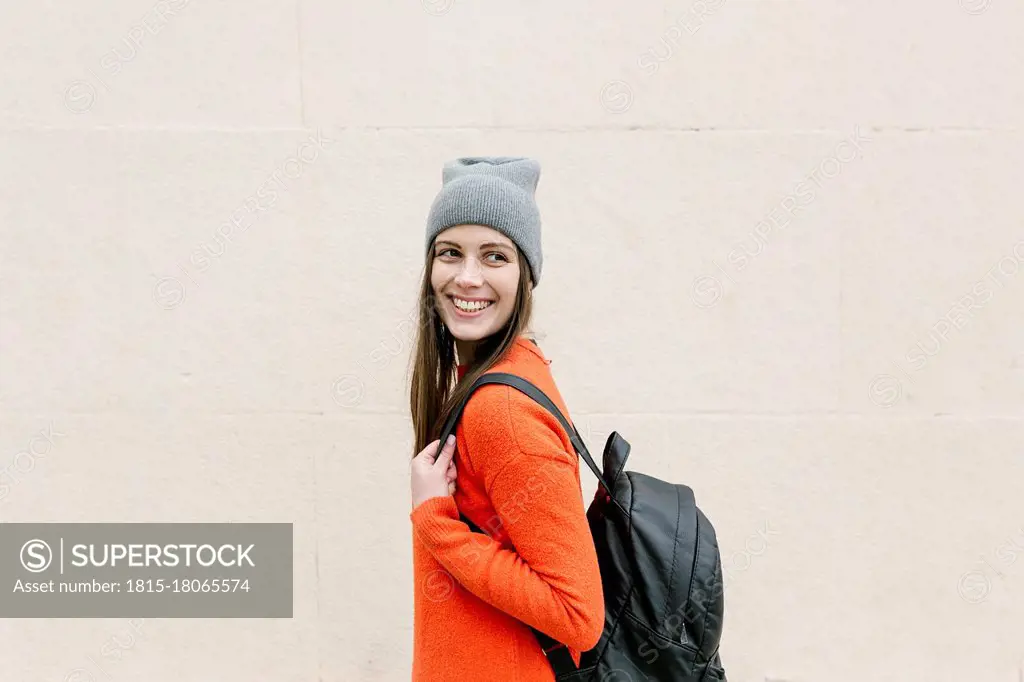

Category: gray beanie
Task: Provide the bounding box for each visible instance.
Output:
[425,156,543,287]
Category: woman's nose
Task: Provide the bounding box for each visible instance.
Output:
[454,259,484,286]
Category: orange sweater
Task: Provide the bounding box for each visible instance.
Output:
[409,336,604,681]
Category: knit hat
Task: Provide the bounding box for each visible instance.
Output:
[425,156,543,287]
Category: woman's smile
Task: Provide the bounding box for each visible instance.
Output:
[448,295,494,318]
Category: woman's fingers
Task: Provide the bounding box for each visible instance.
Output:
[434,435,456,470]
[414,437,456,500]
[413,439,441,466]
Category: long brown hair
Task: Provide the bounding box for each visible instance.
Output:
[408,242,535,456]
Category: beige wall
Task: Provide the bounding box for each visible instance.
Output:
[1,1,1022,680]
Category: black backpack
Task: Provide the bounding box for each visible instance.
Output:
[438,372,727,682]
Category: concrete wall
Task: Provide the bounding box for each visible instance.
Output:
[1,1,1022,680]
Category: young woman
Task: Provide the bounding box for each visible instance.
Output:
[407,157,605,681]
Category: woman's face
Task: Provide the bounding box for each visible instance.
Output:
[430,224,522,346]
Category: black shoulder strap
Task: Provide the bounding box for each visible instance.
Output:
[437,371,614,494]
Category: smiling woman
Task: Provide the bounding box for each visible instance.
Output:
[406,157,604,682]
[430,226,525,367]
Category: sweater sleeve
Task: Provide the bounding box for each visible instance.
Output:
[409,387,605,661]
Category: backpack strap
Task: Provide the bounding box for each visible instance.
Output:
[437,372,614,495]
[437,371,613,675]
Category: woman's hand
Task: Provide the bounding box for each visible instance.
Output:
[411,435,458,511]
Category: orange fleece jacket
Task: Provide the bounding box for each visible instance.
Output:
[409,336,604,681]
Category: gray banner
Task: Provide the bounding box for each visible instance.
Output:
[0,523,292,617]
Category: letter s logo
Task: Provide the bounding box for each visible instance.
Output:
[20,539,53,573]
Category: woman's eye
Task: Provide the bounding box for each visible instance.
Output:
[486,252,508,263]
[437,249,458,258]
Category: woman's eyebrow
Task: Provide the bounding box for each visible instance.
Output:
[435,240,513,251]
[479,241,513,251]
